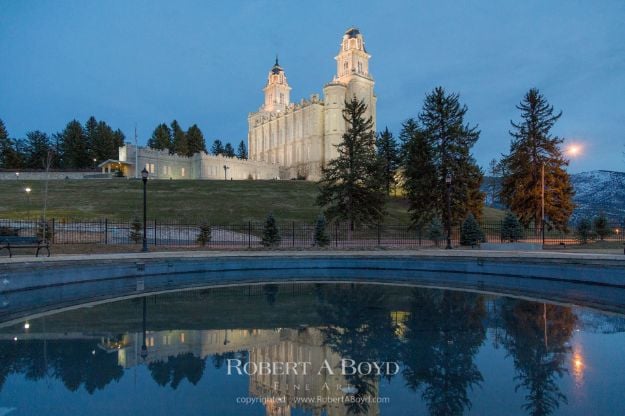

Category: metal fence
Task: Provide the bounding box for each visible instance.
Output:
[2,218,624,249]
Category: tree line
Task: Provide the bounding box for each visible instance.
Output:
[316,86,575,237]
[147,120,247,159]
[0,117,249,170]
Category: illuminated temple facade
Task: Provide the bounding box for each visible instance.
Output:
[248,28,377,181]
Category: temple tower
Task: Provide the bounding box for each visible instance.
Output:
[262,57,291,113]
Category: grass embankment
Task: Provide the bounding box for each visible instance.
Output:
[0,179,504,223]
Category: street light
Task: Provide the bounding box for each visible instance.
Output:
[92,158,97,169]
[141,168,149,252]
[24,187,31,208]
[15,172,19,180]
[445,172,452,249]
[223,165,229,180]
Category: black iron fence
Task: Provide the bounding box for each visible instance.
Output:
[2,218,624,249]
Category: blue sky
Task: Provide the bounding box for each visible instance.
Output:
[1,0,624,173]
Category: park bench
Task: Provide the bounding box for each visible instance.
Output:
[0,236,50,258]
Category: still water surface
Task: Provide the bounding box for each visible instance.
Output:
[1,283,624,415]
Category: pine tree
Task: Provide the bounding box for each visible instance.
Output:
[129,217,143,244]
[196,222,212,246]
[403,87,484,234]
[0,119,21,169]
[24,131,52,168]
[500,89,574,231]
[313,214,330,247]
[186,124,206,156]
[84,116,98,160]
[171,120,188,156]
[500,211,523,242]
[460,213,485,247]
[593,213,610,241]
[317,97,385,230]
[224,143,235,158]
[376,127,399,195]
[427,217,443,246]
[487,158,502,206]
[148,123,172,151]
[211,139,225,156]
[261,213,281,247]
[576,217,593,244]
[59,120,89,168]
[402,121,437,229]
[237,140,248,159]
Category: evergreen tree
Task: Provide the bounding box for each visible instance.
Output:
[186,124,206,156]
[87,118,125,164]
[129,217,143,243]
[0,119,22,168]
[24,131,52,169]
[592,213,610,241]
[261,213,281,247]
[171,120,188,156]
[313,214,330,247]
[427,217,443,246]
[236,140,248,159]
[376,127,399,195]
[403,87,484,235]
[460,213,485,247]
[59,120,89,168]
[316,97,385,230]
[211,139,225,156]
[501,211,523,242]
[223,143,235,158]
[576,217,593,244]
[196,223,212,246]
[84,116,98,160]
[487,158,502,206]
[500,88,575,231]
[147,123,172,152]
[402,121,437,229]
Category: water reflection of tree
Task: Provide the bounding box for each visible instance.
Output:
[401,289,486,416]
[317,284,400,415]
[0,339,124,394]
[148,353,206,389]
[502,300,576,416]
[212,350,248,369]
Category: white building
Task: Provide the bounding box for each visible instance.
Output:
[248,27,376,181]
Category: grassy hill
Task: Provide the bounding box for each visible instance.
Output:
[0,179,504,223]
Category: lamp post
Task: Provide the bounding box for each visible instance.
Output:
[24,187,31,209]
[223,165,229,180]
[92,158,97,169]
[445,172,452,249]
[141,168,149,252]
[15,172,19,180]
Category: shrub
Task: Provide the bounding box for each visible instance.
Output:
[129,217,143,243]
[36,217,54,241]
[500,211,523,242]
[196,223,212,246]
[427,218,443,246]
[313,214,330,247]
[593,213,610,241]
[460,214,485,247]
[261,213,281,247]
[576,217,594,244]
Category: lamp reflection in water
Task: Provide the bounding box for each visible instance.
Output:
[140,297,148,361]
[572,343,585,386]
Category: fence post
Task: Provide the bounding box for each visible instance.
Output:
[51,218,55,244]
[335,222,338,248]
[542,219,545,247]
[248,221,252,248]
[377,223,381,246]
[104,218,108,245]
[154,219,157,246]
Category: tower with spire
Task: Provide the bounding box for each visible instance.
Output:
[262,56,291,113]
[248,28,376,181]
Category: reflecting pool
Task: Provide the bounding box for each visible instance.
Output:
[1,283,624,415]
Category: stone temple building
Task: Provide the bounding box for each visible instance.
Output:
[97,27,375,182]
[248,27,376,181]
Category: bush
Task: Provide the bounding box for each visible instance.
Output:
[261,213,281,247]
[427,218,443,246]
[593,213,610,241]
[36,217,54,241]
[460,214,485,247]
[576,217,594,244]
[129,217,143,244]
[500,211,523,242]
[196,223,212,246]
[313,214,330,247]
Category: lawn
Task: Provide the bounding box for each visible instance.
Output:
[0,179,504,224]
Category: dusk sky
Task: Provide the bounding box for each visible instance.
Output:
[1,0,624,173]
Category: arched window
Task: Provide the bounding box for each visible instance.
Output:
[343,61,348,75]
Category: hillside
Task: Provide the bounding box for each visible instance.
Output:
[0,179,504,224]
